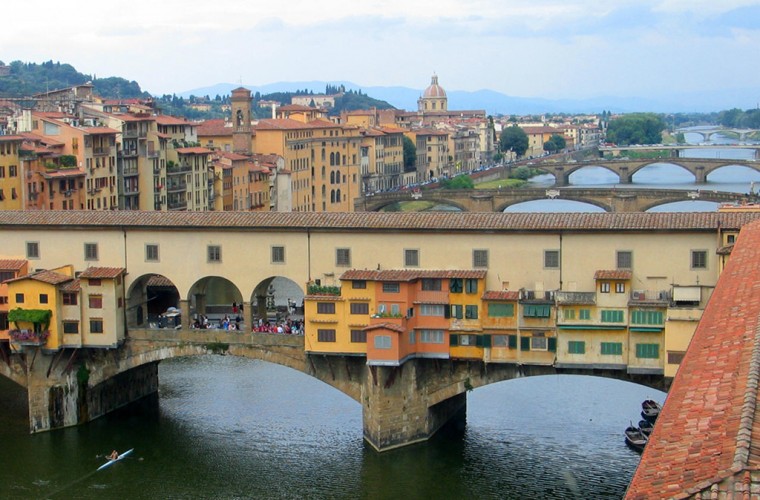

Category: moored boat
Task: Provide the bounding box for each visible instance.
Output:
[638,419,654,436]
[625,426,648,453]
[640,399,662,422]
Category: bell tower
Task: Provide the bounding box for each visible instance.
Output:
[231,87,252,154]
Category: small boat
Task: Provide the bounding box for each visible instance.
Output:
[638,419,654,436]
[641,399,662,422]
[625,426,648,453]
[97,448,134,471]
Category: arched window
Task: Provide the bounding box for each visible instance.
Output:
[331,189,336,203]
[321,166,326,180]
[336,189,341,202]
[330,171,335,184]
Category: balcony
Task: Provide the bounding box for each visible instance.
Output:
[93,146,111,156]
[123,129,139,139]
[168,200,188,210]
[166,182,187,193]
[629,290,670,305]
[167,163,192,175]
[124,185,140,195]
[121,148,138,158]
[556,291,596,305]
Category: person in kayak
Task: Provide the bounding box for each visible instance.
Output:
[107,450,119,460]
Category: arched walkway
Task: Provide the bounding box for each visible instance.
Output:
[126,274,180,328]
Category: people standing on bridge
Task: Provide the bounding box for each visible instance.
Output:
[232,301,238,314]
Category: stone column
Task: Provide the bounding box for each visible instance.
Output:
[361,360,467,451]
[179,299,190,329]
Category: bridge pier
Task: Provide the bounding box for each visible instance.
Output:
[694,166,707,183]
[24,348,159,433]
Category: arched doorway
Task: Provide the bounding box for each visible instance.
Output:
[127,274,180,328]
[250,276,305,330]
[188,276,243,330]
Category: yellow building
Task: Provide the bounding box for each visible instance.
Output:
[0,135,24,210]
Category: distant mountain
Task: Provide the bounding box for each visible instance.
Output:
[181,81,760,115]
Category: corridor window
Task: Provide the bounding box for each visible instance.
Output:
[465,305,478,319]
[374,335,391,349]
[600,282,610,293]
[350,302,369,315]
[404,248,419,267]
[636,343,660,359]
[617,251,632,269]
[350,329,366,343]
[271,245,285,263]
[420,329,444,344]
[208,245,221,262]
[146,244,159,262]
[84,243,98,261]
[601,342,623,356]
[317,329,336,342]
[487,303,514,317]
[336,248,351,267]
[544,250,559,269]
[691,250,707,269]
[421,278,441,291]
[615,282,625,293]
[26,241,40,259]
[317,302,336,314]
[568,341,585,354]
[382,282,400,293]
[473,249,488,268]
[90,319,104,334]
[420,304,445,316]
[465,279,478,294]
[63,322,79,334]
[89,295,103,309]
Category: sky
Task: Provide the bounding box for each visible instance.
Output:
[3,0,760,102]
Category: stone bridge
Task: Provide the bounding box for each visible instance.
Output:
[674,127,759,142]
[357,187,749,213]
[0,327,668,452]
[535,157,760,186]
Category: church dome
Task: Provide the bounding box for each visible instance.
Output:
[423,75,446,98]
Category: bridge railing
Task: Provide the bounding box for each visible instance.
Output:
[127,328,304,348]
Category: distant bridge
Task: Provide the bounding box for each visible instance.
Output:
[674,127,759,142]
[357,187,750,213]
[531,157,760,186]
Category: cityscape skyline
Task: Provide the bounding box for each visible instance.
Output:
[3,0,759,107]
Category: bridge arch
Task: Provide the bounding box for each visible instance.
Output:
[188,276,243,328]
[498,197,612,213]
[563,163,623,183]
[250,276,305,325]
[703,162,760,180]
[627,160,697,181]
[126,274,181,328]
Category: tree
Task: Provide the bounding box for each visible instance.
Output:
[500,125,529,157]
[402,136,416,172]
[543,134,566,153]
[606,113,666,145]
[440,175,474,189]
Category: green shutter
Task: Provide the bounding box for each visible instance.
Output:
[548,337,557,352]
[508,335,517,349]
[520,336,530,351]
[481,335,491,348]
[444,306,450,319]
[450,334,459,346]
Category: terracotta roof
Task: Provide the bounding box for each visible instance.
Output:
[626,219,760,498]
[717,244,734,255]
[364,323,405,333]
[594,270,632,280]
[482,290,520,301]
[154,115,190,126]
[0,259,27,271]
[59,279,81,292]
[197,119,232,136]
[79,267,125,279]
[83,127,119,135]
[304,294,343,301]
[0,211,757,234]
[340,269,487,282]
[176,147,213,155]
[146,275,175,287]
[6,269,72,285]
[0,135,25,142]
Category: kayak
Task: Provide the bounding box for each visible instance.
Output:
[97,448,134,471]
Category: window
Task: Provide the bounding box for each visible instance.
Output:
[352,280,367,289]
[0,296,6,304]
[89,295,103,309]
[336,248,351,266]
[579,309,591,320]
[317,329,336,342]
[615,282,625,293]
[26,241,40,259]
[409,331,415,344]
[317,302,336,314]
[374,335,391,349]
[601,309,624,322]
[492,335,509,347]
[459,334,477,346]
[404,249,419,267]
[487,303,514,317]
[691,250,707,269]
[465,279,478,294]
[727,234,736,244]
[600,282,610,293]
[15,293,24,303]
[350,329,366,343]
[465,305,478,319]
[89,278,101,287]
[617,251,632,269]
[63,293,78,305]
[601,342,623,355]
[382,282,400,293]
[564,308,576,320]
[350,302,369,315]
[39,294,48,304]
[84,243,98,261]
[208,245,221,262]
[524,304,551,318]
[421,278,441,291]
[450,304,463,319]
[531,333,548,351]
[0,312,8,330]
[271,246,285,263]
[473,249,488,268]
[420,329,444,344]
[90,319,104,334]
[631,310,664,325]
[390,304,400,316]
[544,250,560,268]
[449,278,463,293]
[636,343,660,359]
[667,351,686,364]
[146,244,159,262]
[568,341,585,354]
[420,304,445,316]
[63,322,79,334]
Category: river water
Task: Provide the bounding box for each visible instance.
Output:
[1,134,756,499]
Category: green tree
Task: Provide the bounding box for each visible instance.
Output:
[499,125,529,157]
[606,113,665,145]
[440,175,474,189]
[403,136,416,172]
[543,134,566,153]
